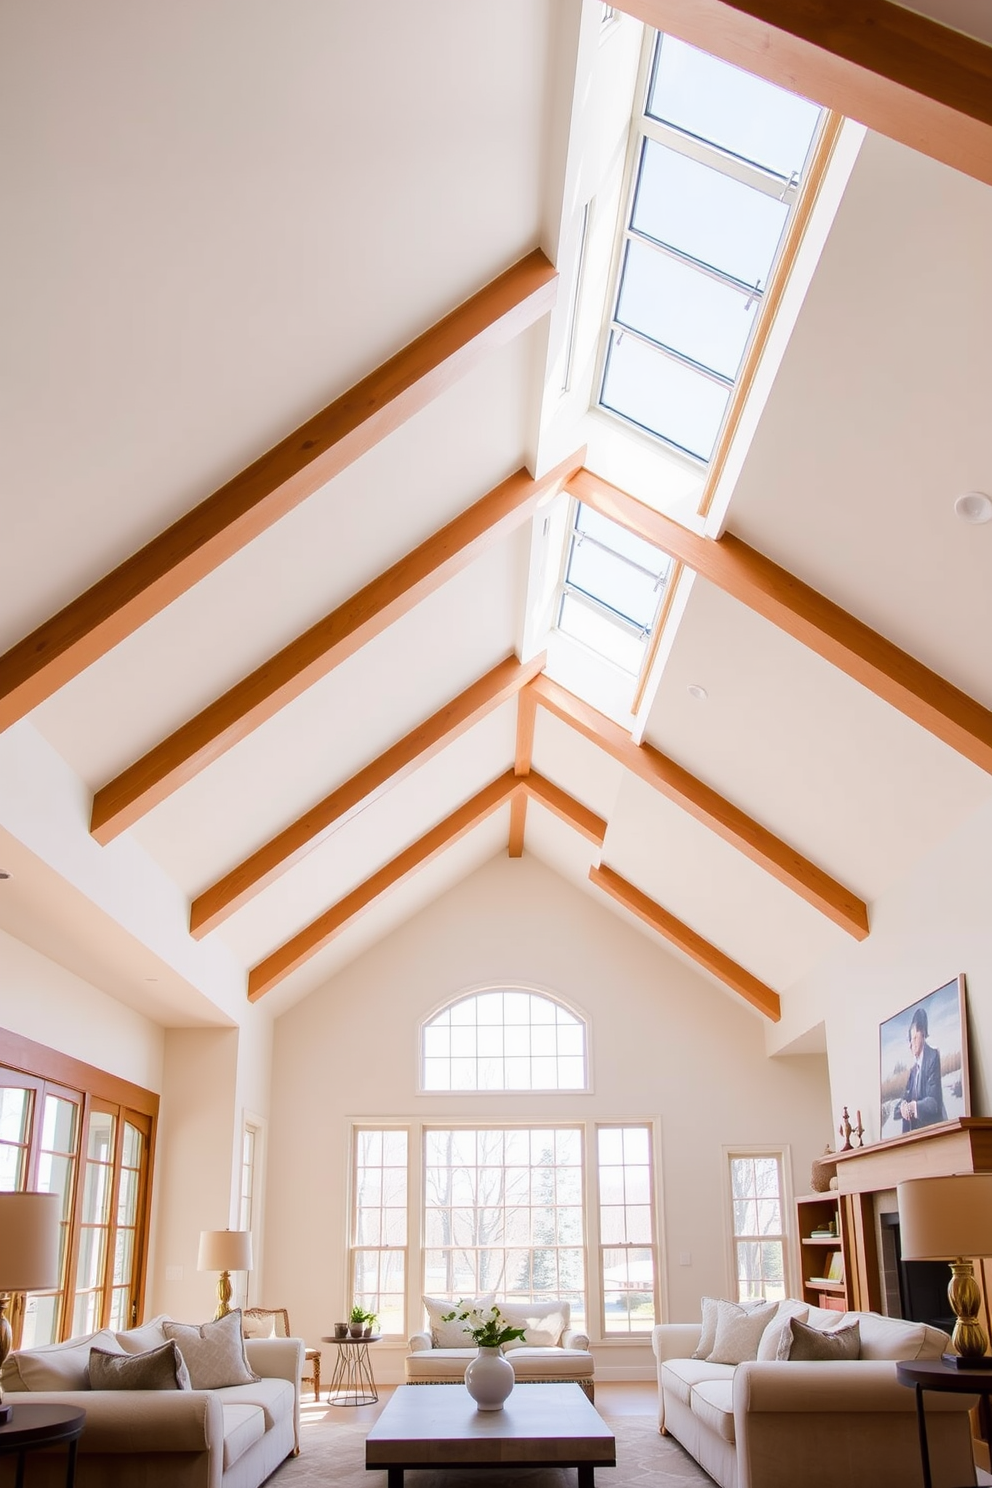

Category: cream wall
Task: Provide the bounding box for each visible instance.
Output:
[768,791,992,1141]
[266,853,832,1382]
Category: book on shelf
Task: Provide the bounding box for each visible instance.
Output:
[809,1227,837,1238]
[826,1250,845,1282]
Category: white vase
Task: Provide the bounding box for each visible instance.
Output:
[464,1345,514,1410]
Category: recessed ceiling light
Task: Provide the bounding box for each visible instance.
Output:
[686,683,708,702]
[954,491,992,525]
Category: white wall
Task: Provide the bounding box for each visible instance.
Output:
[769,791,992,1142]
[266,853,831,1381]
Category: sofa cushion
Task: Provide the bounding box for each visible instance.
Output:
[89,1340,191,1390]
[221,1403,266,1470]
[805,1304,852,1330]
[661,1358,735,1407]
[163,1310,259,1389]
[690,1378,736,1443]
[782,1317,861,1361]
[708,1301,777,1364]
[756,1300,808,1361]
[115,1315,171,1355]
[498,1300,569,1349]
[422,1295,494,1348]
[405,1346,594,1383]
[213,1375,296,1432]
[856,1312,949,1360]
[5,1327,122,1390]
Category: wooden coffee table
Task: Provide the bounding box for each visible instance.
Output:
[366,1383,615,1488]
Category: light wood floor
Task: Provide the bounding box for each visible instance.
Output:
[306,1380,656,1428]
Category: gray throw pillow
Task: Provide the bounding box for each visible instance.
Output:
[89,1340,191,1390]
[782,1317,861,1361]
[163,1309,259,1389]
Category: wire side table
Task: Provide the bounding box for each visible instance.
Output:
[321,1335,381,1405]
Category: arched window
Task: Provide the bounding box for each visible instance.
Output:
[421,989,587,1092]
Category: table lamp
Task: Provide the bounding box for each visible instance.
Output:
[897,1174,992,1367]
[0,1191,61,1422]
[197,1229,253,1320]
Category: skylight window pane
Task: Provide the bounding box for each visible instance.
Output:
[632,142,788,287]
[566,537,659,629]
[575,504,667,574]
[601,331,729,461]
[648,36,820,179]
[559,594,647,674]
[618,239,757,380]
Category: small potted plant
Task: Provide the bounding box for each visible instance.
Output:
[349,1304,367,1338]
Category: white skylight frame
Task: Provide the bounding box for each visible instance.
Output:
[596,31,826,466]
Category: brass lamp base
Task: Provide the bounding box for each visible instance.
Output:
[945,1259,990,1365]
[0,1293,13,1422]
[214,1268,234,1321]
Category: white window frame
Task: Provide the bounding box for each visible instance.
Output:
[723,1144,794,1302]
[419,985,591,1094]
[348,1118,663,1344]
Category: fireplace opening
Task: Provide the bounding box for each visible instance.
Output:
[880,1212,955,1333]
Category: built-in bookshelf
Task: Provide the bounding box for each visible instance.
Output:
[796,1194,852,1312]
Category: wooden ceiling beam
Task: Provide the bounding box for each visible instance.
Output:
[531,673,868,938]
[523,772,607,847]
[189,652,545,937]
[618,0,992,187]
[247,771,520,1000]
[508,794,528,860]
[0,250,558,732]
[590,863,781,1021]
[90,451,583,843]
[572,469,992,778]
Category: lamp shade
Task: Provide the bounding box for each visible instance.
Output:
[0,1192,61,1292]
[897,1175,992,1260]
[197,1229,253,1272]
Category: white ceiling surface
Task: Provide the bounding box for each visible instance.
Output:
[1,3,991,1038]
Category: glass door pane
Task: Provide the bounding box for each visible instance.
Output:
[108,1119,145,1330]
[0,1083,35,1192]
[23,1092,80,1345]
[74,1108,116,1334]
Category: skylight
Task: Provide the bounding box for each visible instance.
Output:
[557,501,673,676]
[599,34,824,463]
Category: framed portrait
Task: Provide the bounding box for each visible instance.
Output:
[879,975,969,1141]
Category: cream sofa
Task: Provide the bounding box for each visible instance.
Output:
[0,1314,303,1488]
[653,1305,977,1488]
[406,1298,595,1399]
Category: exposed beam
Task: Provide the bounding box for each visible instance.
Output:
[590,863,781,1021]
[514,683,537,776]
[91,451,583,843]
[189,653,546,937]
[619,0,992,187]
[531,673,868,938]
[523,772,607,846]
[0,250,559,731]
[508,794,527,859]
[572,469,992,778]
[248,772,519,1000]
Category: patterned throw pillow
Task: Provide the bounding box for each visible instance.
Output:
[422,1295,494,1348]
[90,1341,191,1390]
[780,1317,861,1361]
[707,1300,778,1365]
[162,1310,259,1389]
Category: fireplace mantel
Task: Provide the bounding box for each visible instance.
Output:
[832,1118,992,1193]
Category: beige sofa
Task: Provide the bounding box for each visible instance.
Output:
[406,1298,595,1399]
[653,1305,977,1488]
[0,1315,303,1488]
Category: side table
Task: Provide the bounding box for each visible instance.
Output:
[321,1334,381,1406]
[896,1358,991,1488]
[0,1402,86,1487]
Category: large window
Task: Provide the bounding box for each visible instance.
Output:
[349,1120,658,1340]
[0,1031,156,1347]
[599,33,824,462]
[422,989,587,1092]
[728,1151,788,1303]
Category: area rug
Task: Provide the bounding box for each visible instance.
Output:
[273,1403,712,1488]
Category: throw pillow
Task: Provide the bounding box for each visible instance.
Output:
[779,1316,861,1361]
[162,1309,259,1389]
[692,1296,769,1360]
[90,1341,191,1390]
[10,1328,122,1391]
[497,1299,566,1350]
[756,1300,809,1361]
[707,1300,778,1365]
[422,1294,494,1348]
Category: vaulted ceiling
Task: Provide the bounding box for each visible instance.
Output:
[2,0,991,1031]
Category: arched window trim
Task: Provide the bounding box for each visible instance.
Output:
[418,983,591,1095]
